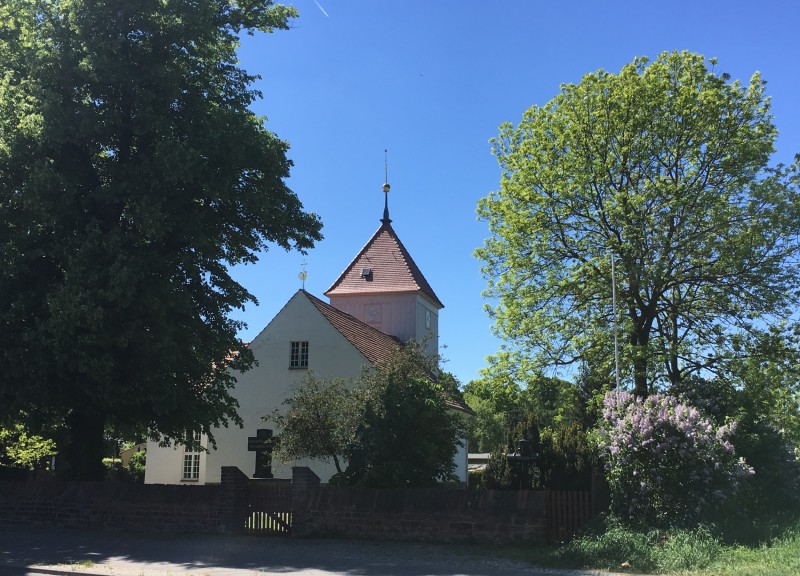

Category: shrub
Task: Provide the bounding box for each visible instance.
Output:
[723,420,800,541]
[274,342,465,488]
[467,468,484,490]
[481,446,512,489]
[479,416,594,491]
[340,374,465,488]
[672,374,800,540]
[595,392,753,528]
[560,516,722,573]
[127,450,146,483]
[537,421,593,491]
[102,457,121,470]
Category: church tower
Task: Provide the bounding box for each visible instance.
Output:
[324,182,443,358]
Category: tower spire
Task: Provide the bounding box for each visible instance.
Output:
[382,149,391,224]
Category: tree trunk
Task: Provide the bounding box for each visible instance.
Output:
[60,405,107,480]
[632,352,649,397]
[631,321,652,397]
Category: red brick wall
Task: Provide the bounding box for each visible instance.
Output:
[0,468,577,544]
[300,484,548,543]
[0,481,224,533]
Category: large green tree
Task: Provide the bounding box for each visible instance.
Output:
[0,0,322,479]
[477,51,800,396]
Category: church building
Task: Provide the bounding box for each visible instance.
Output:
[144,184,470,485]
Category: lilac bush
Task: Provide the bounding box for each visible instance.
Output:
[595,392,753,527]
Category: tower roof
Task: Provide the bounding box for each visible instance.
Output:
[324,221,444,309]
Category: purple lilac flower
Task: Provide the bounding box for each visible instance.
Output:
[596,391,751,526]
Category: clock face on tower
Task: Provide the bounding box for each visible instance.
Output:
[425,309,431,330]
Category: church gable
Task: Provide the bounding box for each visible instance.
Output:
[247,290,372,372]
[245,290,402,375]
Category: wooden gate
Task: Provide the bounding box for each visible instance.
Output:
[246,481,292,536]
[547,490,593,543]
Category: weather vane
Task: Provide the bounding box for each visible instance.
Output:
[298,259,308,289]
[384,149,389,188]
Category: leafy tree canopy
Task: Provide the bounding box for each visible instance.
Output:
[270,375,359,476]
[464,356,593,453]
[477,51,800,397]
[0,0,322,479]
[0,421,57,471]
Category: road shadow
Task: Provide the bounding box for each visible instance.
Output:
[0,525,589,576]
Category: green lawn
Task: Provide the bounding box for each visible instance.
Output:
[691,533,800,576]
[494,522,800,575]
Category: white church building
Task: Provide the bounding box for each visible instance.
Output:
[144,188,471,485]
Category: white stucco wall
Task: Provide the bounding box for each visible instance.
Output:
[454,433,469,484]
[143,435,208,485]
[145,291,371,485]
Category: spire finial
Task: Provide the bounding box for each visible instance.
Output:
[382,149,391,224]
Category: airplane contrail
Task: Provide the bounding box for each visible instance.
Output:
[313,0,329,17]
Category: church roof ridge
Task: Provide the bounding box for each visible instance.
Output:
[301,290,402,365]
[323,221,444,309]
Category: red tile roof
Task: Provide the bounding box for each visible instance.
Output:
[324,222,444,309]
[303,290,402,365]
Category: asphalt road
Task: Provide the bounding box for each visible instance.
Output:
[0,525,618,576]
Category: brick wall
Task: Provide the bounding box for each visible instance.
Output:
[0,468,586,544]
[294,474,548,543]
[0,480,224,533]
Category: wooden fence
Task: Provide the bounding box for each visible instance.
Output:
[547,490,593,543]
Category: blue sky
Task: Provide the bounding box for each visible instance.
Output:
[230,0,800,386]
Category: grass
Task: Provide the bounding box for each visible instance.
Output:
[692,529,800,576]
[494,517,800,575]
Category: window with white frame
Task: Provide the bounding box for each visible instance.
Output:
[290,341,309,369]
[182,431,201,481]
